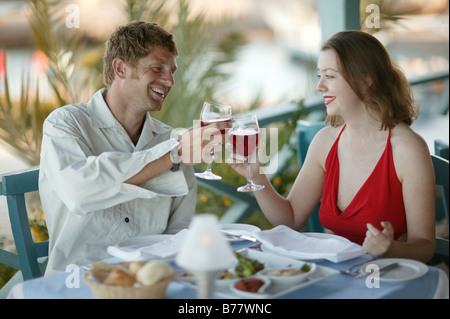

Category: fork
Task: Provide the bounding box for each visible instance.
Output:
[221,231,258,242]
[353,262,399,280]
[340,258,377,276]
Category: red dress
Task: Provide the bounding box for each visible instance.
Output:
[319,125,407,245]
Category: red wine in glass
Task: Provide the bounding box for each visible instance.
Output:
[230,128,259,157]
[194,101,232,180]
[201,118,231,135]
[230,115,264,192]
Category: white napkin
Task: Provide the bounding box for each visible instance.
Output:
[252,225,365,263]
[107,229,188,261]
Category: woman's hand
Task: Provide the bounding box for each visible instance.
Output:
[225,142,263,180]
[363,222,394,257]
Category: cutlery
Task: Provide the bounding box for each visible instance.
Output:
[221,231,257,242]
[340,258,377,276]
[354,262,399,280]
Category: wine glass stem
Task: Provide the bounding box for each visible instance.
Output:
[246,160,253,184]
[206,151,214,172]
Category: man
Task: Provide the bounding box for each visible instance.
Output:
[39,21,227,274]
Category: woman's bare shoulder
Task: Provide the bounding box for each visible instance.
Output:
[391,123,430,156]
[391,123,432,180]
[313,124,343,146]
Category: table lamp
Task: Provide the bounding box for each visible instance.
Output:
[176,214,236,298]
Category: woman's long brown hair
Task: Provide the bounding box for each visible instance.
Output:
[322,31,417,130]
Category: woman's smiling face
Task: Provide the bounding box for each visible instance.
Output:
[316,49,363,117]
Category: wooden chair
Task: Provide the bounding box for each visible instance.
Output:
[296,120,325,232]
[430,154,449,266]
[0,167,49,281]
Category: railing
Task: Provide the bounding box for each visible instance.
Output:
[201,69,449,224]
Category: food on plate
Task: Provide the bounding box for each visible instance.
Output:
[180,252,264,280]
[136,260,176,286]
[235,252,264,277]
[219,270,239,280]
[234,278,265,293]
[181,269,238,281]
[264,264,311,277]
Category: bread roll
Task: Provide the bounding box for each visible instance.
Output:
[103,268,136,287]
[136,261,175,286]
[128,261,146,275]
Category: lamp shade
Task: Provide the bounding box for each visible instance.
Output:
[175,214,236,272]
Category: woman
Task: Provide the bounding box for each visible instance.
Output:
[228,31,435,263]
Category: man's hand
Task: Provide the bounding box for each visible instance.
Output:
[178,121,230,165]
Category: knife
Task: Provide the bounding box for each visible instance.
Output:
[354,262,399,280]
[221,231,258,242]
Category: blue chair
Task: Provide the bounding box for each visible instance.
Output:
[434,139,449,160]
[434,140,449,223]
[0,167,49,281]
[429,154,449,266]
[296,120,326,232]
[296,120,326,167]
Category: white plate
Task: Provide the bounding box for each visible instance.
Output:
[261,232,364,262]
[260,262,317,285]
[177,270,240,288]
[360,258,429,282]
[177,249,338,298]
[220,223,261,242]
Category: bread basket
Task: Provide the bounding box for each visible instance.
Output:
[83,261,176,299]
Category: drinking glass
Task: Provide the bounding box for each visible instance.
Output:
[229,115,264,192]
[194,101,232,180]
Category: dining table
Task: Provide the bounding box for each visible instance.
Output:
[6,230,449,301]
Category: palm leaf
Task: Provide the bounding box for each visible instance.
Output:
[0,0,248,165]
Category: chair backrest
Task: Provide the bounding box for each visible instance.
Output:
[434,140,449,223]
[296,120,326,166]
[434,139,449,160]
[296,120,326,232]
[430,154,449,265]
[0,166,49,280]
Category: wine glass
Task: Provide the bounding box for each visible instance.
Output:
[229,115,265,192]
[194,101,232,180]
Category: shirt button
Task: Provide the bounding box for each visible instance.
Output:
[124,217,130,223]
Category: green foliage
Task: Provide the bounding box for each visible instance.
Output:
[0,0,250,288]
[0,0,247,162]
[0,239,18,289]
[0,0,305,288]
[147,0,247,128]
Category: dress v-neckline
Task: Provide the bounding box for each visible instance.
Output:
[335,126,391,215]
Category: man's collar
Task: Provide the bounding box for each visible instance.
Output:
[88,88,164,134]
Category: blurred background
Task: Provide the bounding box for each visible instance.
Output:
[1,0,449,286]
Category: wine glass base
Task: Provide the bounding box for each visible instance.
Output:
[194,171,222,180]
[237,184,265,192]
